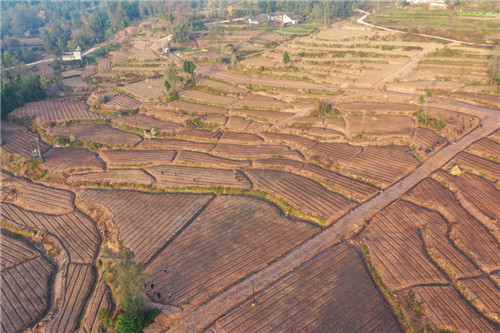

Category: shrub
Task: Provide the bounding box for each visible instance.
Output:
[115,313,142,333]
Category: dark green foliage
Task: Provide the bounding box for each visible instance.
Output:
[1,74,46,119]
[183,60,196,75]
[115,313,143,333]
[102,242,148,317]
[173,21,192,43]
[283,51,290,65]
[317,103,338,117]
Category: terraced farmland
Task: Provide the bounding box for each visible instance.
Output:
[1,171,74,214]
[48,264,96,333]
[99,149,176,167]
[1,122,51,160]
[147,165,251,189]
[1,234,56,333]
[47,124,142,146]
[213,143,303,160]
[175,150,251,168]
[245,169,355,222]
[43,147,104,173]
[363,200,448,290]
[467,137,500,160]
[112,114,184,133]
[146,195,319,310]
[80,281,114,333]
[404,177,500,274]
[11,100,104,123]
[79,189,213,264]
[410,285,497,332]
[451,152,500,180]
[68,169,155,186]
[210,244,401,333]
[104,94,142,111]
[345,146,419,187]
[138,138,215,151]
[1,204,100,263]
[345,114,414,137]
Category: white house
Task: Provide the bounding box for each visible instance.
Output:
[62,46,82,62]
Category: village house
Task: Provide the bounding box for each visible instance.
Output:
[61,46,82,69]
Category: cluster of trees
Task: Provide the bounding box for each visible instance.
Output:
[99,243,157,333]
[164,60,196,101]
[1,72,47,119]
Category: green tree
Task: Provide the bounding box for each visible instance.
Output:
[164,80,171,91]
[115,313,143,333]
[183,60,196,75]
[283,51,290,66]
[102,242,148,316]
[230,53,238,67]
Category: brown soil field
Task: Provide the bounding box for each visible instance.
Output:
[146,195,319,310]
[197,78,246,94]
[62,76,90,88]
[181,90,239,105]
[11,100,104,123]
[213,143,302,160]
[363,200,448,290]
[301,163,379,200]
[345,114,414,137]
[168,100,227,115]
[131,49,160,61]
[345,146,420,187]
[110,51,130,63]
[246,121,273,132]
[459,277,500,324]
[121,79,165,101]
[1,203,100,263]
[112,114,184,133]
[219,132,264,144]
[309,142,363,166]
[451,92,500,107]
[47,124,142,146]
[1,122,51,160]
[204,115,228,126]
[68,169,155,186]
[175,150,251,168]
[79,189,213,264]
[143,103,194,123]
[1,171,75,215]
[224,116,252,131]
[410,285,497,332]
[436,171,500,234]
[232,94,286,109]
[49,264,96,333]
[467,137,500,161]
[337,102,418,114]
[138,138,215,151]
[178,129,219,141]
[104,94,142,111]
[403,176,500,274]
[80,281,114,333]
[228,109,293,122]
[147,165,251,189]
[81,65,97,78]
[291,126,345,139]
[261,132,317,149]
[412,127,445,148]
[97,59,112,72]
[43,147,104,173]
[451,152,500,180]
[490,129,500,142]
[210,243,401,333]
[99,149,176,167]
[245,169,355,222]
[252,158,304,172]
[1,234,56,333]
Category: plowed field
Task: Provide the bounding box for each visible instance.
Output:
[1,122,51,160]
[210,244,401,333]
[175,150,251,168]
[214,143,302,160]
[1,234,56,333]
[47,124,142,146]
[138,138,215,151]
[452,152,500,180]
[146,195,319,310]
[11,101,104,123]
[112,114,183,133]
[79,189,213,264]
[147,165,251,189]
[245,169,355,221]
[68,169,155,186]
[43,147,104,173]
[99,149,176,167]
